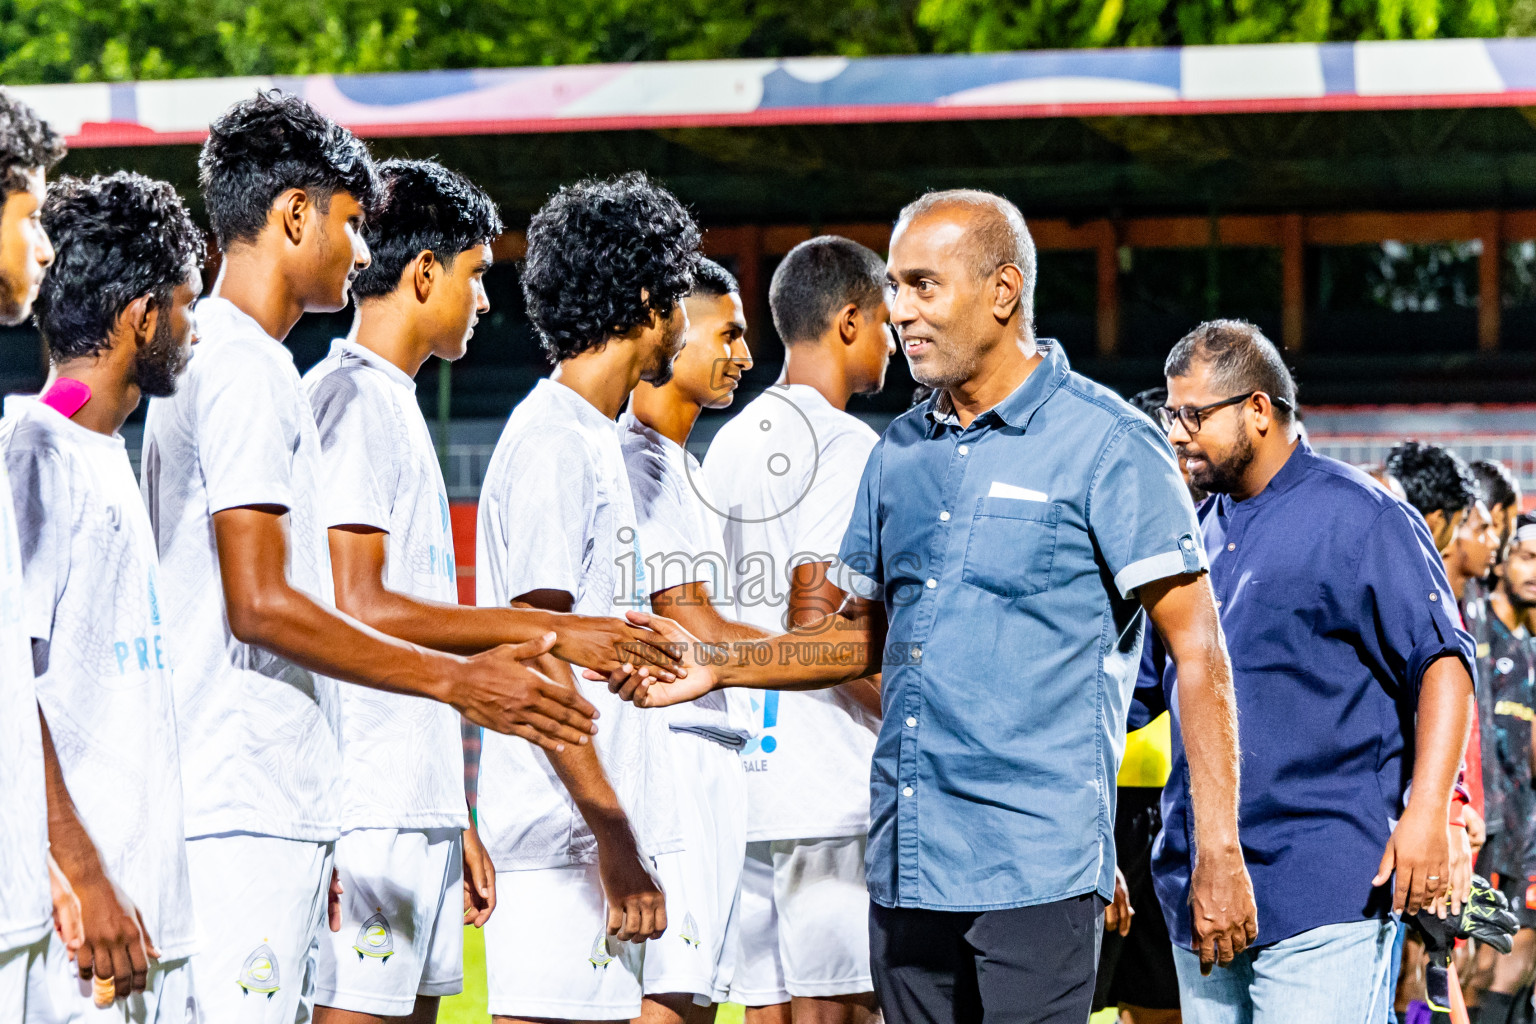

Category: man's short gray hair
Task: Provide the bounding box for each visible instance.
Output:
[896,189,1037,327]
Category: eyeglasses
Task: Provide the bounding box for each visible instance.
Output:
[1156,392,1293,435]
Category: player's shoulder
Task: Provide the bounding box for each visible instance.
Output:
[0,399,82,461]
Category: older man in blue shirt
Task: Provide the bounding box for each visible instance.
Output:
[1151,320,1476,1023]
[615,191,1257,1024]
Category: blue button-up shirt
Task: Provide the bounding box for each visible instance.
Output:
[1148,440,1475,947]
[838,340,1206,911]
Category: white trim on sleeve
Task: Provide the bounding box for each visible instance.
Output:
[1114,548,1205,599]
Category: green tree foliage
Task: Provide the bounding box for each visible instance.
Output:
[0,0,1524,85]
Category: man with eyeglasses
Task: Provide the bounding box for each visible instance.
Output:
[1151,319,1476,1024]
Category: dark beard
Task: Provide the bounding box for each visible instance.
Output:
[131,310,186,398]
[1187,430,1256,496]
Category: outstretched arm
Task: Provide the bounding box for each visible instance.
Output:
[213,506,594,749]
[649,560,880,716]
[1140,572,1257,974]
[327,524,680,675]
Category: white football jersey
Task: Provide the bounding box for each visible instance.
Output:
[619,411,749,747]
[303,339,467,832]
[476,378,681,869]
[0,445,48,954]
[701,384,880,842]
[141,297,342,842]
[1,397,197,959]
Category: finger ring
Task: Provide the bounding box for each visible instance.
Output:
[1427,875,1441,880]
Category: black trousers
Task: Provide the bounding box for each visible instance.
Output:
[869,893,1104,1024]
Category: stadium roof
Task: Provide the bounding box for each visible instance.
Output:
[17,38,1536,148]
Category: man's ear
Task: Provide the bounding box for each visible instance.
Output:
[278,188,310,246]
[120,294,155,347]
[992,264,1024,322]
[412,250,437,302]
[838,303,860,345]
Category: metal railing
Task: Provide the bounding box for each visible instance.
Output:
[126,435,1536,504]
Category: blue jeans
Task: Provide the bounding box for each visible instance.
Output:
[1171,918,1398,1024]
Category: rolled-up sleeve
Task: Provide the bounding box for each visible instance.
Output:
[1356,502,1475,696]
[835,439,884,601]
[1087,417,1207,599]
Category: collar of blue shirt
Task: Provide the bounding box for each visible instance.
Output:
[923,338,1071,435]
[1213,436,1312,517]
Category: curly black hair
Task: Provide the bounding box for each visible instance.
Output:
[198,89,379,250]
[521,172,700,362]
[352,159,503,301]
[0,89,65,197]
[36,172,203,362]
[1386,440,1478,519]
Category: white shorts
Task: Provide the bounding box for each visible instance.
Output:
[313,827,464,1016]
[1,934,49,1021]
[484,861,647,1019]
[642,733,748,1005]
[33,932,199,1023]
[729,835,873,1004]
[184,834,332,1024]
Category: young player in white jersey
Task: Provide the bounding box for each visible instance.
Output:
[0,92,113,1019]
[303,160,681,1024]
[2,172,203,1022]
[701,236,892,1024]
[475,172,701,1023]
[141,93,599,1024]
[621,259,758,1024]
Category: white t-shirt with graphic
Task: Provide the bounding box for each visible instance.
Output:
[476,378,681,869]
[304,338,467,832]
[141,296,342,842]
[1,397,197,960]
[0,447,48,954]
[619,412,749,747]
[701,384,880,842]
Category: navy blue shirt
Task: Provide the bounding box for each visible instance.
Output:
[838,341,1206,911]
[1149,440,1475,947]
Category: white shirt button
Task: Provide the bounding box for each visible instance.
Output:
[905,716,917,727]
[1215,599,1223,608]
[939,511,951,522]
[912,646,922,660]
[1429,593,1439,602]
[902,786,914,797]
[1227,542,1236,551]
[958,444,970,456]
[925,578,937,589]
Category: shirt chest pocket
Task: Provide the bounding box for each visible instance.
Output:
[961,496,1061,599]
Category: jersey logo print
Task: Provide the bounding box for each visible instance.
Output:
[680,912,701,949]
[588,932,615,969]
[353,911,395,962]
[237,943,280,998]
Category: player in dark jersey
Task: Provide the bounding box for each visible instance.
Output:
[1464,513,1536,1024]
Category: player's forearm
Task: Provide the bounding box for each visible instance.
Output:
[226,580,457,703]
[528,651,639,843]
[713,609,883,691]
[38,709,107,884]
[1173,638,1243,853]
[1406,657,1474,819]
[337,584,562,656]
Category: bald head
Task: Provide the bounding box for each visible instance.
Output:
[895,189,1037,325]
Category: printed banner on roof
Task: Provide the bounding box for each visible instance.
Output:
[18,38,1536,148]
